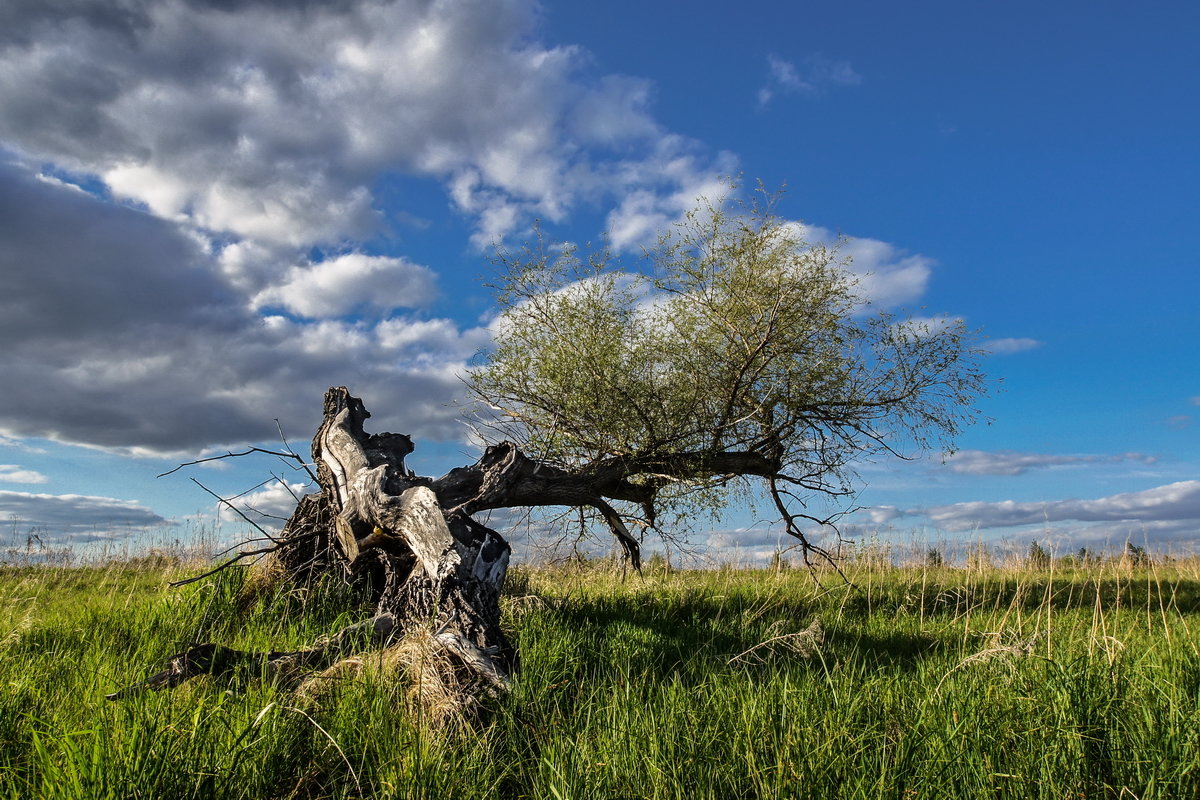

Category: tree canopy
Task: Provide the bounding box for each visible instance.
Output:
[467,188,986,565]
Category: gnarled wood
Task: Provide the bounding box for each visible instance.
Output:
[116,386,791,703]
[107,615,399,700]
[117,387,518,703]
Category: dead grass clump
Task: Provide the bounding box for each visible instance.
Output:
[728,617,824,665]
[292,656,366,705]
[235,557,288,612]
[291,629,479,729]
[384,629,478,728]
[935,630,1045,693]
[501,593,548,618]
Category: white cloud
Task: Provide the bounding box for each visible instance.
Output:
[230,480,307,530]
[0,465,47,484]
[894,314,962,338]
[569,74,661,146]
[375,317,492,362]
[791,223,932,309]
[982,337,1042,354]
[911,480,1200,532]
[0,0,693,253]
[859,506,903,525]
[758,53,862,108]
[602,140,738,251]
[943,450,1158,477]
[252,253,439,319]
[0,435,47,455]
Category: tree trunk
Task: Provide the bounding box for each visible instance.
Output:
[314,386,517,684]
[112,387,515,701]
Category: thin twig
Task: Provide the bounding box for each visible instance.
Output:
[158,448,312,478]
[190,477,276,542]
[168,531,320,587]
[168,547,276,587]
[275,419,320,483]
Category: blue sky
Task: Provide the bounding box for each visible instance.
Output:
[0,0,1196,561]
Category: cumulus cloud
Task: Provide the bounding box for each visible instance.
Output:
[859,506,903,525]
[252,254,438,319]
[0,161,484,452]
[606,201,939,308]
[911,480,1200,532]
[0,0,692,252]
[230,480,307,529]
[0,0,938,468]
[758,53,862,108]
[788,223,932,309]
[0,465,48,484]
[0,489,168,543]
[603,140,739,251]
[943,450,1158,477]
[981,337,1042,355]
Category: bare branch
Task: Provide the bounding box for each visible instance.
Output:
[275,418,320,483]
[189,477,277,542]
[158,447,313,479]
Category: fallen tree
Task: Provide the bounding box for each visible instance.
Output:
[112,188,985,706]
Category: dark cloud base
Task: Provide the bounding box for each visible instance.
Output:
[0,160,480,453]
[0,489,168,546]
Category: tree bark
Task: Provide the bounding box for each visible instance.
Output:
[113,387,516,701]
[113,386,788,701]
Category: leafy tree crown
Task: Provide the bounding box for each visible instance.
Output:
[467,186,986,556]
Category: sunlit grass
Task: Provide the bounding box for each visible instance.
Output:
[1,554,1198,798]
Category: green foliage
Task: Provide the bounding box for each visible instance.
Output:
[1123,540,1149,566]
[468,184,986,533]
[1027,540,1052,570]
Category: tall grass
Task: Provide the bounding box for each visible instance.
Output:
[1,555,1197,798]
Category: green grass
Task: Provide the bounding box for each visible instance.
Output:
[1,557,1198,799]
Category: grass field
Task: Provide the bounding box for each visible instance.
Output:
[1,553,1198,799]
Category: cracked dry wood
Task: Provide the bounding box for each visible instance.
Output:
[114,387,516,702]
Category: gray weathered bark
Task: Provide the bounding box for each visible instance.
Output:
[111,385,822,702]
[112,387,516,700]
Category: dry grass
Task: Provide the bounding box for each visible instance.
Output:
[292,628,479,729]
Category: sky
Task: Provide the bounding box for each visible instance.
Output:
[0,0,1197,563]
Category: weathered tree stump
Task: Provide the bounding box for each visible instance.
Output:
[112,387,519,702]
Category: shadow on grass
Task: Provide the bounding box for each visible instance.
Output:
[828,575,1200,618]
[524,590,947,684]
